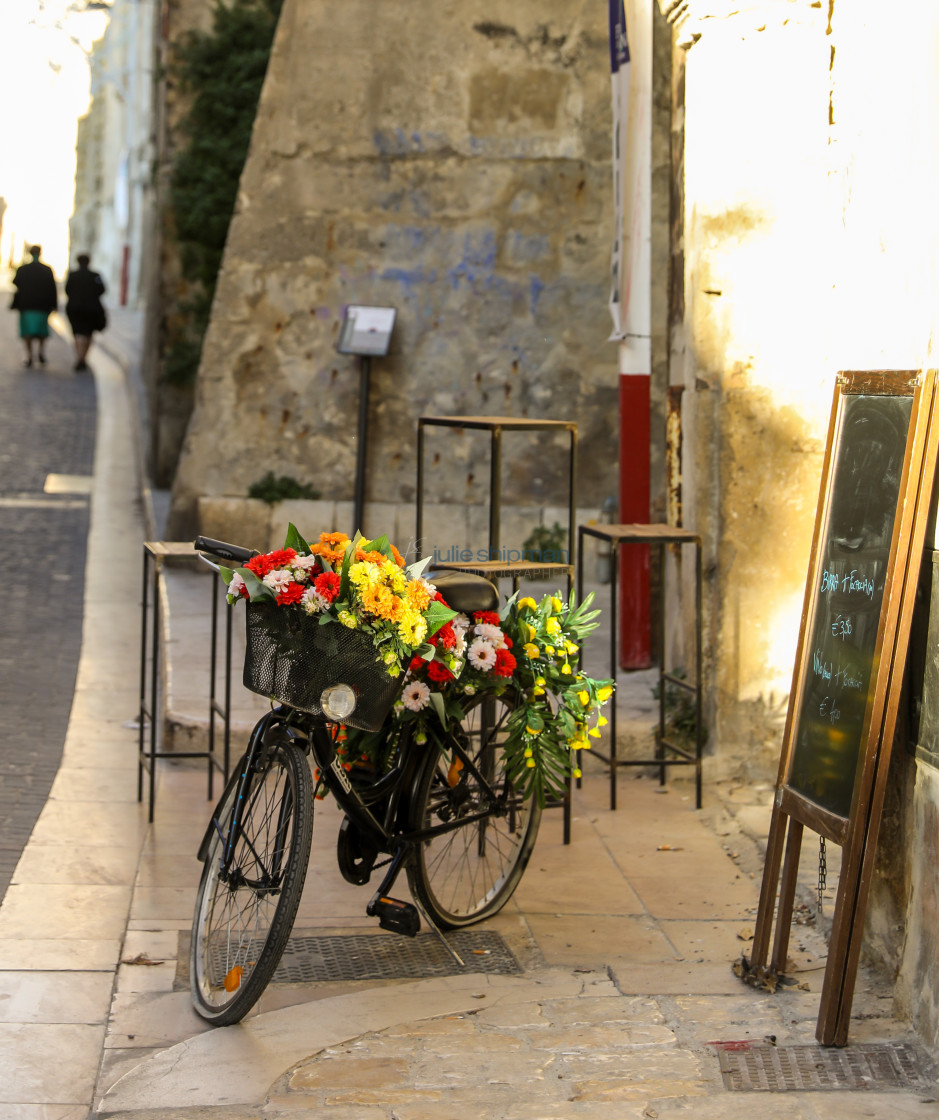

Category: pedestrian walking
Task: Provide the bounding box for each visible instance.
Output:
[10,245,57,368]
[65,253,107,372]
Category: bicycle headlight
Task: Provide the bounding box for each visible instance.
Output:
[321,683,356,722]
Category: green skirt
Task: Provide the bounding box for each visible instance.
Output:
[19,310,50,339]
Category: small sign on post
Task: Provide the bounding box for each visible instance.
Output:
[337,305,396,357]
[336,306,397,535]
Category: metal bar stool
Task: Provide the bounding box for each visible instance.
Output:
[138,542,233,821]
[577,523,704,812]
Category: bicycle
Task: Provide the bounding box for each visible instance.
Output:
[189,535,543,1026]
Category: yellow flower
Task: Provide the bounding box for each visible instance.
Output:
[550,596,563,613]
[532,687,545,697]
[545,616,561,636]
[525,725,540,737]
[526,624,537,642]
[588,727,601,739]
[406,579,431,611]
[565,641,579,654]
[523,748,533,758]
[523,642,539,659]
[526,758,536,768]
[577,690,590,707]
[545,645,555,656]
[338,610,357,629]
[561,663,572,675]
[568,738,585,751]
[597,686,613,703]
[572,767,582,779]
[519,597,537,610]
[598,716,608,727]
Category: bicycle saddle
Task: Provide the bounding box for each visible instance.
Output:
[427,568,499,614]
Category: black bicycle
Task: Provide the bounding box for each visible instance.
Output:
[189,536,542,1025]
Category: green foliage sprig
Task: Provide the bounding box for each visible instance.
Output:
[167,0,284,385]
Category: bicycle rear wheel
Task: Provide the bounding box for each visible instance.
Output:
[407,692,542,928]
[190,734,313,1025]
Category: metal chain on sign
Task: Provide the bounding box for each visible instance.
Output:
[817,836,828,916]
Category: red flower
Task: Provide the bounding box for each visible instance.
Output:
[427,661,454,684]
[434,591,451,606]
[245,547,297,578]
[432,622,456,650]
[493,648,516,678]
[276,581,306,606]
[314,571,341,603]
[409,656,426,672]
[503,635,513,648]
[473,610,500,625]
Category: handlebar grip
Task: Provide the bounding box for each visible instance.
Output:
[193,536,258,564]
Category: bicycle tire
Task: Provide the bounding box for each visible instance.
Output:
[407,691,542,927]
[190,734,313,1025]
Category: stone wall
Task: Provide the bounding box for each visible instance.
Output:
[167,0,620,552]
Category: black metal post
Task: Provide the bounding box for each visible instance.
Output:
[353,355,371,535]
[415,420,425,560]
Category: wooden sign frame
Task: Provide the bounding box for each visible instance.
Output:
[745,369,938,1046]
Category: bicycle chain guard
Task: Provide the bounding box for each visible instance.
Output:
[337,814,379,885]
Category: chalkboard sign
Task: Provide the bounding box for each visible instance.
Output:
[747,368,939,1048]
[787,393,913,819]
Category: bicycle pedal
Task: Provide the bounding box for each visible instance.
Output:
[367,895,420,937]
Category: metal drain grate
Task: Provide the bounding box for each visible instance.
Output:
[176,929,521,988]
[715,1042,934,1092]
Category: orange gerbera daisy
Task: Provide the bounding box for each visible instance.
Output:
[310,531,351,565]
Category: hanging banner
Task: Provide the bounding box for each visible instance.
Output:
[608,0,630,339]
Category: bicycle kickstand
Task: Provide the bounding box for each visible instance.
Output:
[365,846,465,967]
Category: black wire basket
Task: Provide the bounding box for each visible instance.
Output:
[243,602,401,731]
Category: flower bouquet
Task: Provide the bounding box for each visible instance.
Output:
[219,525,457,729]
[344,588,614,806]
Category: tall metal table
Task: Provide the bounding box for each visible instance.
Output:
[577,523,704,810]
[138,542,234,821]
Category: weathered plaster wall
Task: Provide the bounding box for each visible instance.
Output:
[661,0,939,1047]
[168,0,619,552]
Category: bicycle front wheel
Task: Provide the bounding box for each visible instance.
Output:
[407,692,542,928]
[190,735,313,1025]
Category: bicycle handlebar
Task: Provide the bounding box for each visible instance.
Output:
[193,536,258,565]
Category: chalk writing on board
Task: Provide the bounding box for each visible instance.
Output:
[787,394,913,819]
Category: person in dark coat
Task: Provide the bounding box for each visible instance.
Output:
[65,254,107,372]
[11,245,58,368]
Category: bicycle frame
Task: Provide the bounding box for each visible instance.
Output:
[198,699,519,897]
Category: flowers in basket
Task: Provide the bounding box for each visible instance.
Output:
[219,525,458,679]
[345,589,614,807]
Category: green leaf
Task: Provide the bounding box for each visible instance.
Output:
[413,643,436,661]
[424,600,458,637]
[405,555,433,581]
[283,522,312,554]
[428,691,447,727]
[238,566,273,601]
[362,533,392,558]
[499,590,519,624]
[338,539,356,601]
[219,564,235,586]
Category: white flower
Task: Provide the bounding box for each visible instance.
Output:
[401,680,431,712]
[291,554,320,572]
[228,571,246,598]
[301,586,328,614]
[467,637,497,672]
[473,622,506,648]
[452,613,470,633]
[262,567,294,593]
